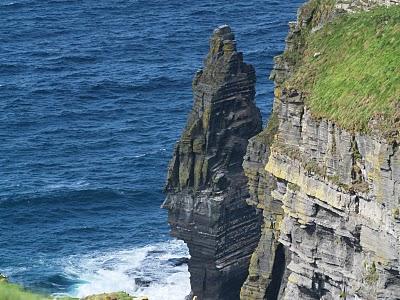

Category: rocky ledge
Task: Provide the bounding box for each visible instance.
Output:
[163,25,262,300]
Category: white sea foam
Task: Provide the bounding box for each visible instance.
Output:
[45,180,89,191]
[133,148,167,159]
[63,239,190,300]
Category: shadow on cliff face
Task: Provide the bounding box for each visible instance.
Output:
[266,243,285,300]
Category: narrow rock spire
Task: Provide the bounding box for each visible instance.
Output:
[163,25,262,300]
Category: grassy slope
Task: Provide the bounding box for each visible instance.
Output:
[0,281,53,300]
[288,6,400,139]
[0,280,136,300]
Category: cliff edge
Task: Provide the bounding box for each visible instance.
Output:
[241,0,400,299]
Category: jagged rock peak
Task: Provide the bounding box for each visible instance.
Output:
[165,25,260,194]
[208,25,236,57]
[163,25,262,300]
[196,25,253,86]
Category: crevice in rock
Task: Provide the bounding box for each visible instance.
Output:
[265,243,286,300]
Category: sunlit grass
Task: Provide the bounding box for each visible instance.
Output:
[0,281,51,300]
[288,6,400,138]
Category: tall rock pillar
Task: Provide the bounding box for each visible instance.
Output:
[163,25,262,300]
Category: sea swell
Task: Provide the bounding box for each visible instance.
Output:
[62,240,190,300]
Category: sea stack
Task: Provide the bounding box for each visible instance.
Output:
[163,25,262,300]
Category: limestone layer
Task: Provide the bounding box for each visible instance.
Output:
[241,1,400,300]
[163,25,262,300]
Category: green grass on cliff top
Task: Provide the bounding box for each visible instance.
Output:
[289,6,400,139]
[0,279,135,300]
[0,281,52,300]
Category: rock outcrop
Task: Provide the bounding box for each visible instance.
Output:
[335,0,400,12]
[163,25,262,300]
[241,1,400,300]
[83,292,147,300]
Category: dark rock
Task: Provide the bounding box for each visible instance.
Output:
[135,277,152,288]
[0,274,8,283]
[163,25,262,300]
[167,257,189,267]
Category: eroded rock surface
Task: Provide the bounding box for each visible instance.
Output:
[241,1,400,299]
[163,25,262,300]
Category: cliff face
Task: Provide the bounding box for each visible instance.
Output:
[241,1,400,300]
[164,2,399,300]
[163,25,262,300]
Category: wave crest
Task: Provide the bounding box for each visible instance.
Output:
[62,239,190,300]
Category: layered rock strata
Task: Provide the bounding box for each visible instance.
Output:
[163,25,262,300]
[241,0,400,299]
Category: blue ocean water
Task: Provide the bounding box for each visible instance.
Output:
[0,0,303,298]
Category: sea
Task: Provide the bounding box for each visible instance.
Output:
[0,1,303,299]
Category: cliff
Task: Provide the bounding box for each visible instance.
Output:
[163,25,262,299]
[164,1,399,300]
[241,1,400,300]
